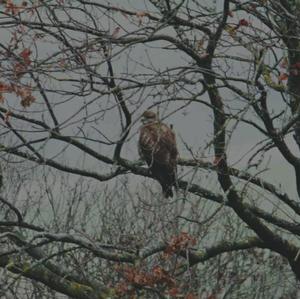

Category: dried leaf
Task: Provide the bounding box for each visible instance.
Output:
[0,93,4,104]
[136,11,147,18]
[20,94,35,107]
[225,25,237,37]
[196,39,204,50]
[4,110,12,123]
[136,11,147,25]
[280,57,288,69]
[5,0,20,15]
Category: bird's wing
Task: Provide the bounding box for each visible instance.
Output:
[158,123,178,159]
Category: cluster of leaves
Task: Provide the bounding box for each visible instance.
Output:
[0,80,35,108]
[225,17,250,38]
[114,232,198,298]
[279,57,300,81]
[164,231,197,257]
[115,264,174,295]
[0,44,35,108]
[115,263,197,298]
[14,48,32,78]
[1,0,28,15]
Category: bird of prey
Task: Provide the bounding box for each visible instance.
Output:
[138,110,178,198]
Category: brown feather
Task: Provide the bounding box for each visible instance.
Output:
[139,116,178,198]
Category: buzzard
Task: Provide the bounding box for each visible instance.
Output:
[138,110,178,198]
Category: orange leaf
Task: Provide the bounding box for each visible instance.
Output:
[136,11,147,25]
[278,73,288,81]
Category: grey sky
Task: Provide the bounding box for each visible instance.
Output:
[0,0,297,200]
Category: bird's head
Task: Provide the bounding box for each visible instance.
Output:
[141,110,157,124]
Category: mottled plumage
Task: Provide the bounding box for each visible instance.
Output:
[139,111,178,198]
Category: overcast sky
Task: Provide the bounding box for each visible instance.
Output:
[0,0,298,201]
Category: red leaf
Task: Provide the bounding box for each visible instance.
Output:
[294,62,300,69]
[185,293,198,299]
[19,48,31,65]
[249,4,257,11]
[238,19,249,27]
[213,156,223,166]
[290,69,299,76]
[0,82,12,93]
[5,0,20,15]
[168,287,180,297]
[200,52,209,59]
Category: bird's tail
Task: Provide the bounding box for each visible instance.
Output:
[150,165,177,198]
[161,184,174,198]
[159,171,177,198]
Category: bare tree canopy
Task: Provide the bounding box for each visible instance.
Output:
[1,0,300,298]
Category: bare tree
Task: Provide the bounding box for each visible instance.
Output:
[1,0,300,298]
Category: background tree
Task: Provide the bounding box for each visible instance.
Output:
[1,0,300,298]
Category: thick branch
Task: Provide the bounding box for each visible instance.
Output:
[0,254,113,299]
[180,237,266,268]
